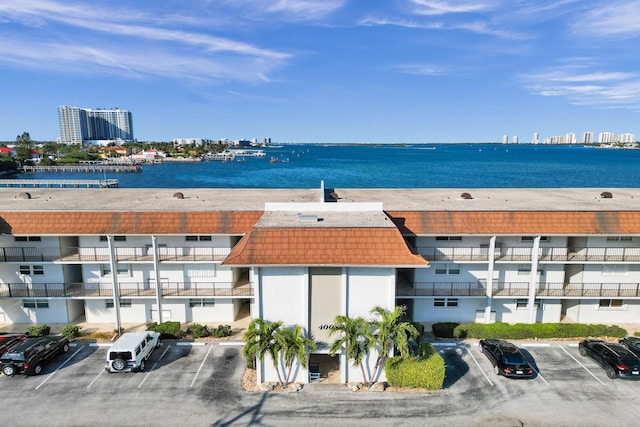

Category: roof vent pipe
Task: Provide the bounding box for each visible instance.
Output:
[461,192,473,200]
[173,192,184,199]
[600,191,613,199]
[18,192,31,199]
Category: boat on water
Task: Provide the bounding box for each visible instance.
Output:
[270,156,289,163]
[201,151,236,161]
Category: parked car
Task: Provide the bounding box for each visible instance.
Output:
[0,334,27,356]
[105,331,160,373]
[0,335,70,376]
[578,339,640,379]
[619,336,640,358]
[479,339,534,378]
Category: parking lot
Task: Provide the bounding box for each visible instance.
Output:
[2,338,640,426]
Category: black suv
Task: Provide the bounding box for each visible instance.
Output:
[619,336,640,358]
[579,339,640,379]
[0,335,70,376]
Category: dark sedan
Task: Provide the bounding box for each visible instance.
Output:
[479,339,534,378]
[579,339,640,379]
[619,336,640,358]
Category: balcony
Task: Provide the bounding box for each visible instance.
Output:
[397,281,486,297]
[491,282,640,298]
[0,281,253,298]
[414,246,640,263]
[0,246,232,263]
[416,247,489,262]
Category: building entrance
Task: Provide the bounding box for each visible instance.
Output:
[308,354,341,384]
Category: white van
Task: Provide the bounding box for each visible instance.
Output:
[104,331,160,373]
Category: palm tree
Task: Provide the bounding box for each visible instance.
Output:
[328,315,374,386]
[242,319,283,384]
[277,325,317,387]
[369,305,419,384]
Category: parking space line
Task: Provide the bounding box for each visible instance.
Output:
[138,344,171,388]
[464,346,494,387]
[36,345,84,390]
[87,369,105,389]
[190,343,214,388]
[559,345,607,386]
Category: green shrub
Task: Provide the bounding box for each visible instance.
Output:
[453,322,627,339]
[187,323,210,338]
[147,321,182,338]
[635,331,640,337]
[27,324,51,337]
[432,322,460,338]
[385,343,445,390]
[60,325,81,341]
[212,324,232,338]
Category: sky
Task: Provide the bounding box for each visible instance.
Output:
[1,0,640,144]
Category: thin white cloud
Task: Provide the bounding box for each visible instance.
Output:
[0,0,290,84]
[223,0,345,22]
[409,0,495,16]
[521,65,640,108]
[396,64,447,75]
[571,1,640,37]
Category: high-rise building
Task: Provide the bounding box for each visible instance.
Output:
[511,135,519,144]
[58,106,134,144]
[502,135,508,144]
[532,132,539,144]
[582,132,594,144]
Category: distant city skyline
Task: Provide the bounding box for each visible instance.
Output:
[1,2,640,143]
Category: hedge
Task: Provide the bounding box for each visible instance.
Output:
[60,325,81,341]
[432,322,460,338]
[187,323,210,338]
[27,324,51,337]
[385,343,445,390]
[450,322,627,339]
[147,321,182,338]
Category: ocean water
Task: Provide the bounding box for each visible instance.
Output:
[21,144,640,188]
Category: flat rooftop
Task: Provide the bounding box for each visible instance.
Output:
[0,187,638,212]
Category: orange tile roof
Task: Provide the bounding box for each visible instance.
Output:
[222,227,428,266]
[387,211,640,235]
[0,211,263,235]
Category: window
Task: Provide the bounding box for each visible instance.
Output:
[602,265,628,276]
[434,298,458,307]
[101,263,129,276]
[435,264,460,275]
[516,299,541,309]
[521,236,548,242]
[14,236,41,242]
[599,299,623,308]
[189,298,215,307]
[435,236,462,241]
[106,299,132,308]
[18,265,44,275]
[607,236,633,241]
[100,235,127,241]
[517,264,544,275]
[186,235,212,241]
[23,300,49,309]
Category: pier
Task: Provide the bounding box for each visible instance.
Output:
[22,164,142,173]
[0,179,119,188]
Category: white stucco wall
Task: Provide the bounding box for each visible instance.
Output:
[0,299,69,324]
[564,299,640,324]
[413,298,485,323]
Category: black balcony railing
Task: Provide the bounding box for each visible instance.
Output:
[0,281,253,298]
[397,281,486,296]
[0,246,232,263]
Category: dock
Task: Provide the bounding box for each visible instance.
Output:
[22,164,142,173]
[0,179,119,188]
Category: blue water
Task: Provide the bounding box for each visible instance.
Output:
[21,144,640,188]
